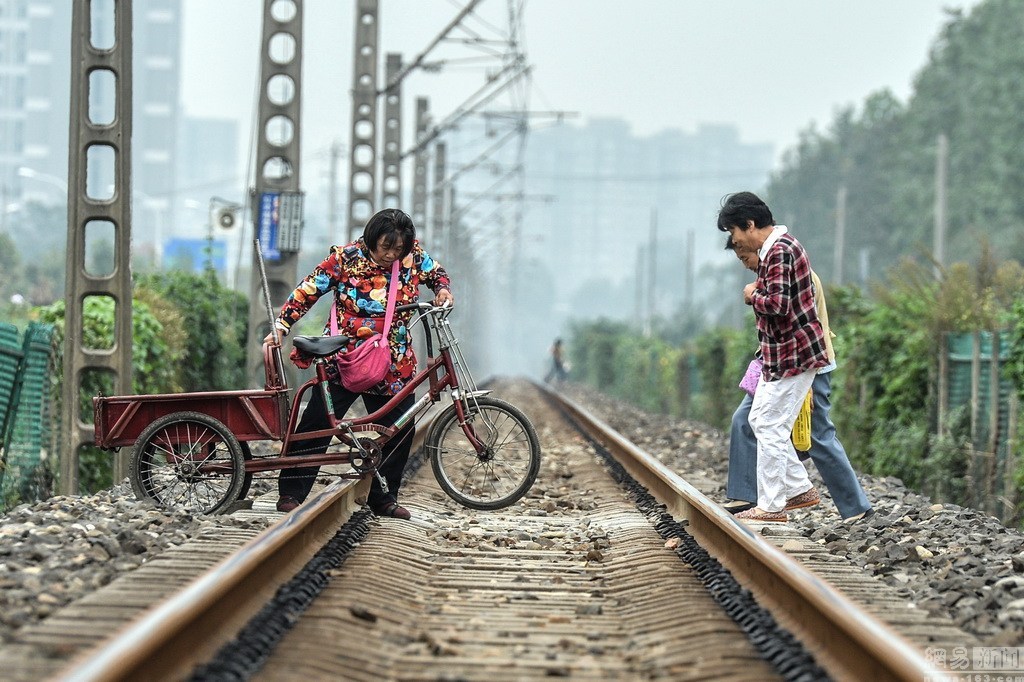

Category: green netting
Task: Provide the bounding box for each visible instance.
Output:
[946,332,1014,449]
[944,331,1016,512]
[0,322,23,450]
[1,323,55,506]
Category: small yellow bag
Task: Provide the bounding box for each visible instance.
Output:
[791,390,813,452]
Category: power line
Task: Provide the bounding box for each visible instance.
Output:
[525,169,772,183]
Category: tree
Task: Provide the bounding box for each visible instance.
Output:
[766,0,1024,281]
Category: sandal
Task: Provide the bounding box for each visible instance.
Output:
[735,507,788,523]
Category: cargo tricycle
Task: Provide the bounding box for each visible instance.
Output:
[93,302,541,515]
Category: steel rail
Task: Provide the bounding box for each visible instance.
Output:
[54,476,370,682]
[540,383,943,682]
[54,411,443,682]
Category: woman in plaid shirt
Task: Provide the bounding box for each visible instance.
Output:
[717,192,830,523]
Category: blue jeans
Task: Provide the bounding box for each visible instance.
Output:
[726,372,871,518]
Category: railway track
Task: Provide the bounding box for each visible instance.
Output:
[0,380,975,680]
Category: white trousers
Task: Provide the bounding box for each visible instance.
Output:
[748,369,816,511]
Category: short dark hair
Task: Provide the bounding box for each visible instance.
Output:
[364,208,415,258]
[716,191,774,232]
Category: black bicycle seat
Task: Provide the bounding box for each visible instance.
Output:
[292,335,351,357]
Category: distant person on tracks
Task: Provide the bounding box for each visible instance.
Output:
[716,191,830,523]
[723,235,873,524]
[263,208,454,519]
[544,338,569,384]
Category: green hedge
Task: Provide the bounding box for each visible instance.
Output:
[566,318,753,429]
[29,272,249,494]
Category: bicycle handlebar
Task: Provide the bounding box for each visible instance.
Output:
[396,301,453,314]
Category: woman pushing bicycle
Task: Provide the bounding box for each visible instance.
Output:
[262,208,454,519]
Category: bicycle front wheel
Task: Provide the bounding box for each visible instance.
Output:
[426,397,541,510]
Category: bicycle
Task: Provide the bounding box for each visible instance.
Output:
[94,302,542,515]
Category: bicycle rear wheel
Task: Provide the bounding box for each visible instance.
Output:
[426,397,541,510]
[130,411,245,515]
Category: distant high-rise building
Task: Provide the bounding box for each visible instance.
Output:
[177,114,244,283]
[3,1,61,208]
[430,116,773,375]
[177,115,242,235]
[6,0,184,260]
[522,117,774,321]
[130,0,182,259]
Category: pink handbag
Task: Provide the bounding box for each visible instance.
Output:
[739,358,763,396]
[331,260,400,393]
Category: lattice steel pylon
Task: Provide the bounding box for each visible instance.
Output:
[245,0,305,387]
[60,1,133,493]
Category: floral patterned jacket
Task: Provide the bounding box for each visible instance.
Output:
[274,238,451,394]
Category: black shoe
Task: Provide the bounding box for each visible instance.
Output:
[843,508,875,524]
[373,501,412,520]
[277,495,300,513]
[723,500,755,514]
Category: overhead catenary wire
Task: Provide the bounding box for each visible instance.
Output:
[378,0,486,95]
[400,59,532,161]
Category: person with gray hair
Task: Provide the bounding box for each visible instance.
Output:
[723,235,873,524]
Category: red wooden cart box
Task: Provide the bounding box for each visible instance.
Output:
[93,388,290,449]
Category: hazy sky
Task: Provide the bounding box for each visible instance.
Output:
[181,0,982,179]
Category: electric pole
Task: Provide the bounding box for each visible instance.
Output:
[61,1,133,491]
[347,0,379,242]
[245,0,305,387]
[933,132,948,279]
[833,184,847,285]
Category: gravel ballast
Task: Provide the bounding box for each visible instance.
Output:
[564,383,1024,646]
[0,380,1018,652]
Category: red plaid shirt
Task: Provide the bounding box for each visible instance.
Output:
[751,232,829,381]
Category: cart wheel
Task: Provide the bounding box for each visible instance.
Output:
[426,397,541,510]
[130,411,246,515]
[238,442,254,500]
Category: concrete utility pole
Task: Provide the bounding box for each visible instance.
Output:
[833,184,847,285]
[933,132,948,279]
[380,53,403,209]
[411,98,430,238]
[644,208,657,337]
[327,140,343,242]
[685,229,694,310]
[245,0,305,387]
[62,1,133,492]
[347,0,379,242]
[432,142,448,259]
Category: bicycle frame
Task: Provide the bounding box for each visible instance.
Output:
[234,303,489,475]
